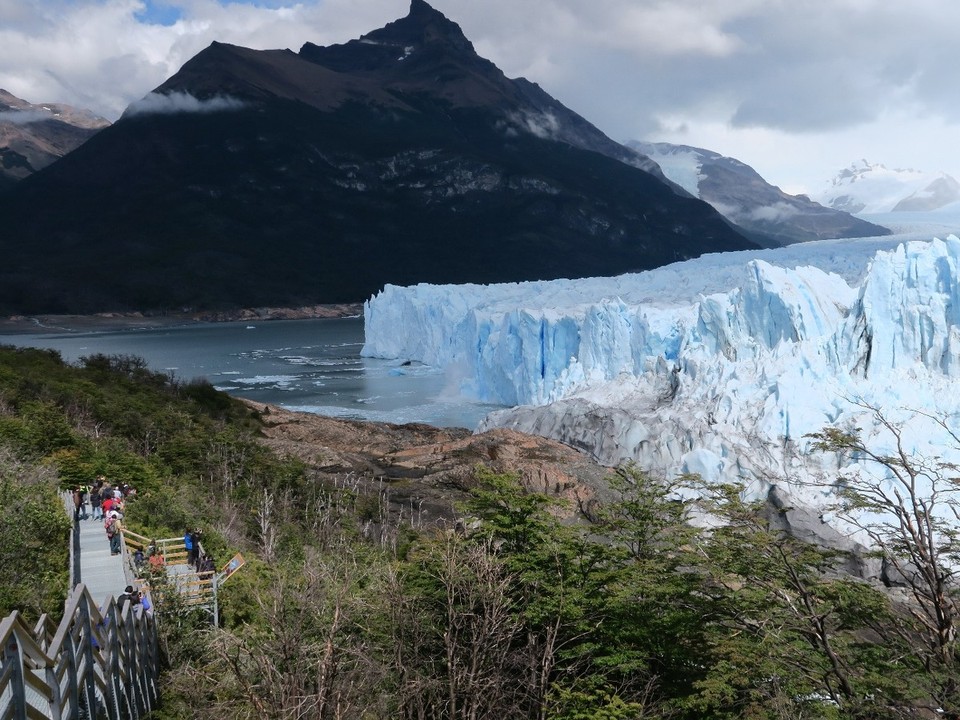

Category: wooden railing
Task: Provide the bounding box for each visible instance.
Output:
[0,583,158,720]
[0,503,228,717]
[123,530,218,621]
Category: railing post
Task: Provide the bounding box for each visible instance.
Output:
[2,630,27,720]
[104,602,122,720]
[80,592,100,719]
[46,634,66,720]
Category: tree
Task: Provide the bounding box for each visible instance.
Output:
[0,448,72,619]
[205,545,386,720]
[694,480,917,719]
[809,405,960,715]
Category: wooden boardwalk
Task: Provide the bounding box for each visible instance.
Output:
[76,513,128,610]
[0,498,223,718]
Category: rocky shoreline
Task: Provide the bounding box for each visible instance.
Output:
[0,303,364,335]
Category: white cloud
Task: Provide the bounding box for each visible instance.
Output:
[122,90,245,116]
[508,110,561,140]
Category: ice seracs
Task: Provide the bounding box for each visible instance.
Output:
[363,228,960,516]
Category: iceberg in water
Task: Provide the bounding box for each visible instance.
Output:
[362,233,960,511]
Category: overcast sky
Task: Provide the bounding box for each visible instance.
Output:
[2,0,958,195]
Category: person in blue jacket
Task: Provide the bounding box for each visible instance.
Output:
[183,529,195,565]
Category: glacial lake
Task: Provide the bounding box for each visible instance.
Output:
[0,317,503,430]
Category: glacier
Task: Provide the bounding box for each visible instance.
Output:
[362,223,960,518]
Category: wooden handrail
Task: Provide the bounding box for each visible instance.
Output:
[0,584,159,719]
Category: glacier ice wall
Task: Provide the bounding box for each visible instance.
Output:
[363,236,960,508]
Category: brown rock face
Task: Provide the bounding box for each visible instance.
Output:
[244,400,613,524]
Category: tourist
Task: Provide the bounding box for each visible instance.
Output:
[183,529,195,566]
[72,486,84,521]
[190,529,202,569]
[101,486,115,516]
[136,589,153,619]
[90,477,104,520]
[147,541,166,576]
[105,510,123,555]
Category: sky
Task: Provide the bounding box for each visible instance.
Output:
[2,0,959,195]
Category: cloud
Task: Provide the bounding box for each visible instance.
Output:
[747,202,801,223]
[0,109,50,125]
[122,90,245,116]
[507,110,561,140]
[2,0,960,191]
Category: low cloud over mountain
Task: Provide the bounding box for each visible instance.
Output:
[123,91,246,117]
[818,159,960,214]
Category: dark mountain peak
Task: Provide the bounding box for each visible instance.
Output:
[368,0,474,52]
[0,2,757,315]
[299,0,488,79]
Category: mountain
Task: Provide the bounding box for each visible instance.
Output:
[362,226,960,530]
[818,159,960,213]
[629,141,890,246]
[0,89,109,189]
[0,0,756,315]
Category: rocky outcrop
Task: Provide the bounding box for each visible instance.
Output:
[244,400,613,524]
[245,400,896,584]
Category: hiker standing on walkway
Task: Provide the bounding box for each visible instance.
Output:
[91,477,104,520]
[184,528,195,566]
[190,529,203,570]
[72,486,85,521]
[106,510,123,555]
[136,588,153,618]
[101,485,115,516]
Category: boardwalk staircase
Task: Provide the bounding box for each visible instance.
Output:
[1,500,241,717]
[0,584,158,719]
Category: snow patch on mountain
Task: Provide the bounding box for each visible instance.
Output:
[629,142,703,196]
[363,217,960,515]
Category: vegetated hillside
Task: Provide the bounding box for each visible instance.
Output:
[0,0,756,315]
[0,344,954,718]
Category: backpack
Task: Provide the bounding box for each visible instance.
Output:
[105,517,117,535]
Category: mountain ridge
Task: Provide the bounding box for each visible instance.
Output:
[629,140,890,246]
[0,89,109,188]
[0,0,757,315]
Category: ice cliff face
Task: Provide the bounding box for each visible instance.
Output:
[363,235,960,511]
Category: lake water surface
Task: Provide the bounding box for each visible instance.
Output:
[0,317,502,429]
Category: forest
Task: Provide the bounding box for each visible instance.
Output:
[2,344,958,719]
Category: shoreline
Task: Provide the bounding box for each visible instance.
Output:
[0,303,365,335]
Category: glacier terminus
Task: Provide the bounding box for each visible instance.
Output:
[363,217,960,523]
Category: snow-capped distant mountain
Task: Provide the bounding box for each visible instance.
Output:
[362,215,960,542]
[818,159,960,214]
[628,141,889,246]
